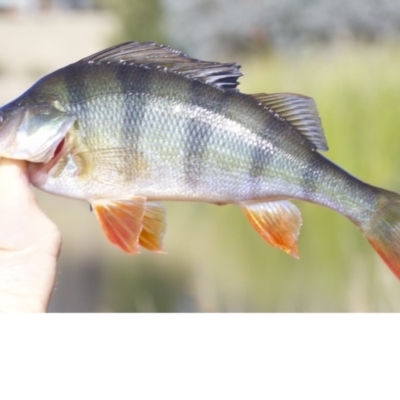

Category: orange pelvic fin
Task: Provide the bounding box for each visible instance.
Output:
[242,200,302,258]
[92,196,147,254]
[139,202,167,253]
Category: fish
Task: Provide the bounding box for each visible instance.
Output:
[0,41,399,278]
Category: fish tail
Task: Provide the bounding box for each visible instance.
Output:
[360,190,400,279]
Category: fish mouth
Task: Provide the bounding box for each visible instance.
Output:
[41,136,67,174]
[27,134,67,182]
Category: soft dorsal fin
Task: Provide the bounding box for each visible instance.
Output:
[79,41,242,92]
[252,93,328,151]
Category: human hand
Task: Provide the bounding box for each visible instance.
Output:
[0,158,61,312]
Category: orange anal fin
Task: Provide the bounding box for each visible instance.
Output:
[92,197,146,254]
[139,202,167,253]
[242,200,302,258]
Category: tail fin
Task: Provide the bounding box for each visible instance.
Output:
[360,191,400,279]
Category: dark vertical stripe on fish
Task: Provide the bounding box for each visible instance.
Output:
[301,159,319,199]
[247,113,292,196]
[248,114,278,187]
[63,64,87,106]
[184,119,212,187]
[249,145,266,179]
[248,142,269,197]
[116,66,152,181]
[183,80,230,186]
[61,65,91,143]
[189,78,235,113]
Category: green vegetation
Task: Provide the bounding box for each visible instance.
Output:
[98,0,164,44]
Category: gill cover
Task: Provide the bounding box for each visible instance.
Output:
[0,104,76,163]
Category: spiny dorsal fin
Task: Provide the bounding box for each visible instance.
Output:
[79,41,242,92]
[252,93,328,151]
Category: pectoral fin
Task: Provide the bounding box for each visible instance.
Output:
[91,197,167,254]
[92,197,147,254]
[242,200,302,258]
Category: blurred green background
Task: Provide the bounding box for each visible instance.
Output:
[0,0,400,311]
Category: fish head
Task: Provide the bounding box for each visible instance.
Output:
[0,101,76,163]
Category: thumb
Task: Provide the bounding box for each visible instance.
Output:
[0,158,61,312]
[0,159,36,250]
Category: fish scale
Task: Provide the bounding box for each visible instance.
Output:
[0,41,400,278]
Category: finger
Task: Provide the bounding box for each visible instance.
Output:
[0,158,32,202]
